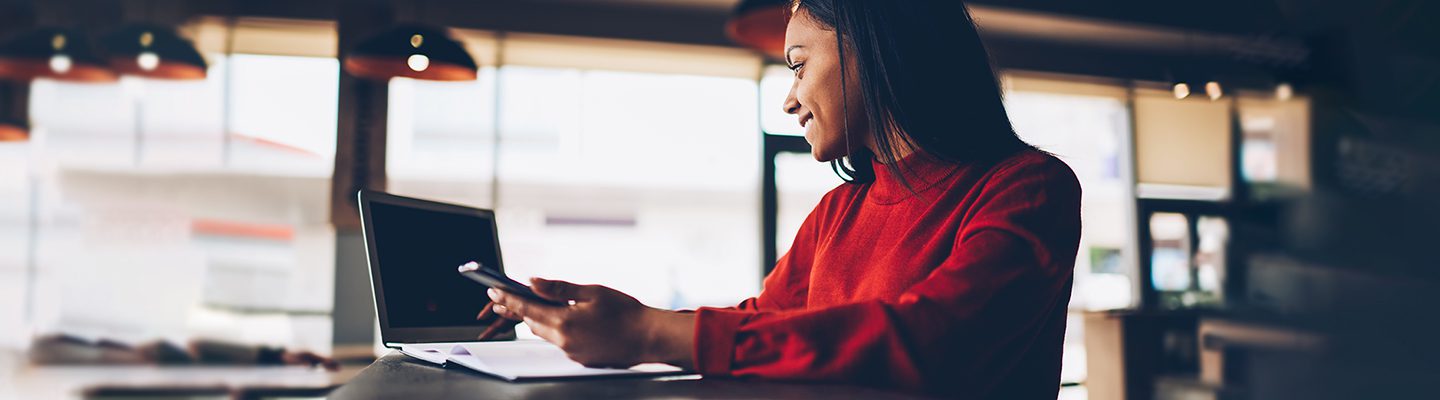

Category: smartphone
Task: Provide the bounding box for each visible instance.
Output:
[457,261,567,307]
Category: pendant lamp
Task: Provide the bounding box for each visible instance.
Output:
[343,25,477,81]
[726,0,790,61]
[0,118,26,142]
[0,28,117,82]
[103,25,208,80]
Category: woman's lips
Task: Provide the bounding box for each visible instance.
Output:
[799,113,813,128]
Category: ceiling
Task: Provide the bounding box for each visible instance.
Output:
[533,0,741,13]
[3,0,1432,111]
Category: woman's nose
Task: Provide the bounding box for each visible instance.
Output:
[783,88,800,115]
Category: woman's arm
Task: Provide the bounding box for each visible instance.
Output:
[488,222,1071,380]
[688,158,1082,394]
[486,279,696,369]
[487,189,840,368]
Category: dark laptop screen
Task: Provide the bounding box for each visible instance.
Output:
[367,201,500,328]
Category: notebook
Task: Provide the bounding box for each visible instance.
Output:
[399,340,687,381]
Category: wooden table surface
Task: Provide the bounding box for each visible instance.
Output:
[328,352,934,400]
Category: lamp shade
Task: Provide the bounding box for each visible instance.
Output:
[104,25,208,80]
[726,0,790,61]
[343,25,477,81]
[0,28,117,82]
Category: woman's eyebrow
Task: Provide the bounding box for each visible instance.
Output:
[785,45,804,66]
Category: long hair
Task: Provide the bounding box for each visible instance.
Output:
[789,0,1032,184]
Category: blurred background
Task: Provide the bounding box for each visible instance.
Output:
[0,0,1436,399]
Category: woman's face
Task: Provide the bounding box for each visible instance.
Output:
[782,8,869,162]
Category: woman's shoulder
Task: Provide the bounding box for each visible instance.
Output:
[989,149,1080,187]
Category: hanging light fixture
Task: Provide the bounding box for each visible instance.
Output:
[1275,82,1294,101]
[343,25,476,81]
[726,0,790,61]
[1172,81,1191,99]
[103,25,208,80]
[1205,80,1223,100]
[0,28,117,82]
[0,118,26,142]
[1164,67,1191,100]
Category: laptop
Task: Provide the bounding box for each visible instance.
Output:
[358,190,517,348]
[356,190,688,379]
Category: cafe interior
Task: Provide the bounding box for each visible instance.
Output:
[0,0,1437,399]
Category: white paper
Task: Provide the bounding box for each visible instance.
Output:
[400,340,684,381]
[399,342,463,365]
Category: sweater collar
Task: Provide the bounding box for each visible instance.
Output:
[867,152,962,204]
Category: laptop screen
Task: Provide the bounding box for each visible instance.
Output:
[366,199,501,329]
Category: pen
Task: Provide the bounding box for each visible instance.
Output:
[476,300,515,340]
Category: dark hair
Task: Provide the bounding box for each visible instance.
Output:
[789,0,1033,184]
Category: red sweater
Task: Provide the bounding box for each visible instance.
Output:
[693,149,1081,398]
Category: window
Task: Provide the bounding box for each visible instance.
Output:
[0,141,32,349]
[760,65,843,258]
[1003,75,1138,387]
[225,54,339,175]
[386,34,766,311]
[1004,76,1137,311]
[495,66,762,309]
[1237,95,1311,195]
[760,65,805,137]
[1133,90,1233,200]
[385,69,499,206]
[11,18,341,353]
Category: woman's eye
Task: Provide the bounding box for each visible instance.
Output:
[789,63,804,77]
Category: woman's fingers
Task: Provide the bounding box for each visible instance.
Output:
[530,278,596,302]
[488,288,563,326]
[492,303,522,320]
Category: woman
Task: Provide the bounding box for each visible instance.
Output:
[486,0,1081,397]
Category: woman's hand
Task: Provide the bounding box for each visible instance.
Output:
[487,278,695,370]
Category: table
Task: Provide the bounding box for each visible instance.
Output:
[328,352,934,400]
[0,350,362,400]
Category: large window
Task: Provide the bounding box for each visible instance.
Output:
[6,18,341,353]
[1004,77,1137,311]
[226,54,339,174]
[0,137,32,350]
[385,34,766,311]
[386,68,499,206]
[759,65,843,258]
[1005,75,1137,388]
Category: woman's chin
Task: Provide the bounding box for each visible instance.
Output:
[811,147,842,162]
